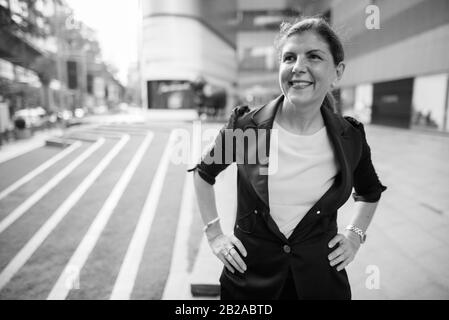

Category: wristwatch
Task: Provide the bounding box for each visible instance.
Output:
[345,225,366,244]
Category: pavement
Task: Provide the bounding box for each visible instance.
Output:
[0,128,64,164]
[1,109,449,300]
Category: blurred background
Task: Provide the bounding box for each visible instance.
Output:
[0,0,448,300]
[1,0,449,136]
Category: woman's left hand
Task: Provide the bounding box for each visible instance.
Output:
[327,232,361,271]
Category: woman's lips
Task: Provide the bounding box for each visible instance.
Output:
[289,80,314,89]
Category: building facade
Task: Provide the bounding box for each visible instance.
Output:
[0,0,52,114]
[235,0,304,106]
[139,0,238,111]
[0,0,124,119]
[139,0,449,132]
[236,0,449,133]
[332,0,449,132]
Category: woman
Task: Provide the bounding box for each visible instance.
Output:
[188,17,386,300]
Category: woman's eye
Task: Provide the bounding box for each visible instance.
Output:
[283,55,294,62]
[309,54,322,60]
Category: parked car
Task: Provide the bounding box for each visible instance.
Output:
[57,109,81,127]
[13,107,49,129]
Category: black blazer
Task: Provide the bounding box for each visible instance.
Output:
[189,95,387,299]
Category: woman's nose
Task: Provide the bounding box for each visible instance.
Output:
[292,56,307,73]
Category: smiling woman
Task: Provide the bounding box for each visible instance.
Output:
[274,19,346,135]
[189,16,387,300]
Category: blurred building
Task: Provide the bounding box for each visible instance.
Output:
[125,62,142,106]
[332,0,449,133]
[0,0,54,114]
[139,0,238,111]
[84,62,125,112]
[237,0,449,133]
[140,0,449,132]
[0,0,124,119]
[52,3,124,112]
[235,0,306,106]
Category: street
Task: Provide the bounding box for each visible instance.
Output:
[0,113,206,299]
[1,111,449,300]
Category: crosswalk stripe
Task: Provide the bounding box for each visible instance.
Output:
[110,130,179,300]
[95,127,148,134]
[75,130,126,139]
[47,132,154,300]
[0,139,105,235]
[162,122,201,299]
[0,141,82,202]
[0,135,130,292]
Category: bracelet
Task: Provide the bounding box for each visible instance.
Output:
[203,217,220,232]
[345,224,367,244]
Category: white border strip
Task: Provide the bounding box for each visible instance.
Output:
[162,122,201,299]
[161,173,194,299]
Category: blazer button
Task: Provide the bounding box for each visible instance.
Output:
[254,209,258,214]
[316,210,321,215]
[283,245,291,254]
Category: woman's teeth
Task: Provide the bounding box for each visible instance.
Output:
[290,81,313,89]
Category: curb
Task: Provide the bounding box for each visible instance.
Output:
[191,284,220,297]
[45,137,77,148]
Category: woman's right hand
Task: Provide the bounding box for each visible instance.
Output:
[208,234,247,274]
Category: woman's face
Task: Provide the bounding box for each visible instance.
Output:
[279,31,344,109]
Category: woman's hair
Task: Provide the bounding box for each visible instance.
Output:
[274,16,344,65]
[274,17,345,111]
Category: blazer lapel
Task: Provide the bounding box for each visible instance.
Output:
[319,104,354,212]
[242,95,282,210]
[241,96,289,241]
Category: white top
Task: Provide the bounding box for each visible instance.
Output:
[268,119,339,239]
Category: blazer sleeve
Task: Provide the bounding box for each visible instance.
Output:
[187,105,250,185]
[346,117,387,202]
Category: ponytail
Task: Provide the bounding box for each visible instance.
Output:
[323,92,336,112]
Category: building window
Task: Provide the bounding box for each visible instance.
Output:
[237,9,301,31]
[87,74,93,94]
[67,61,78,90]
[239,46,277,71]
[412,73,448,131]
